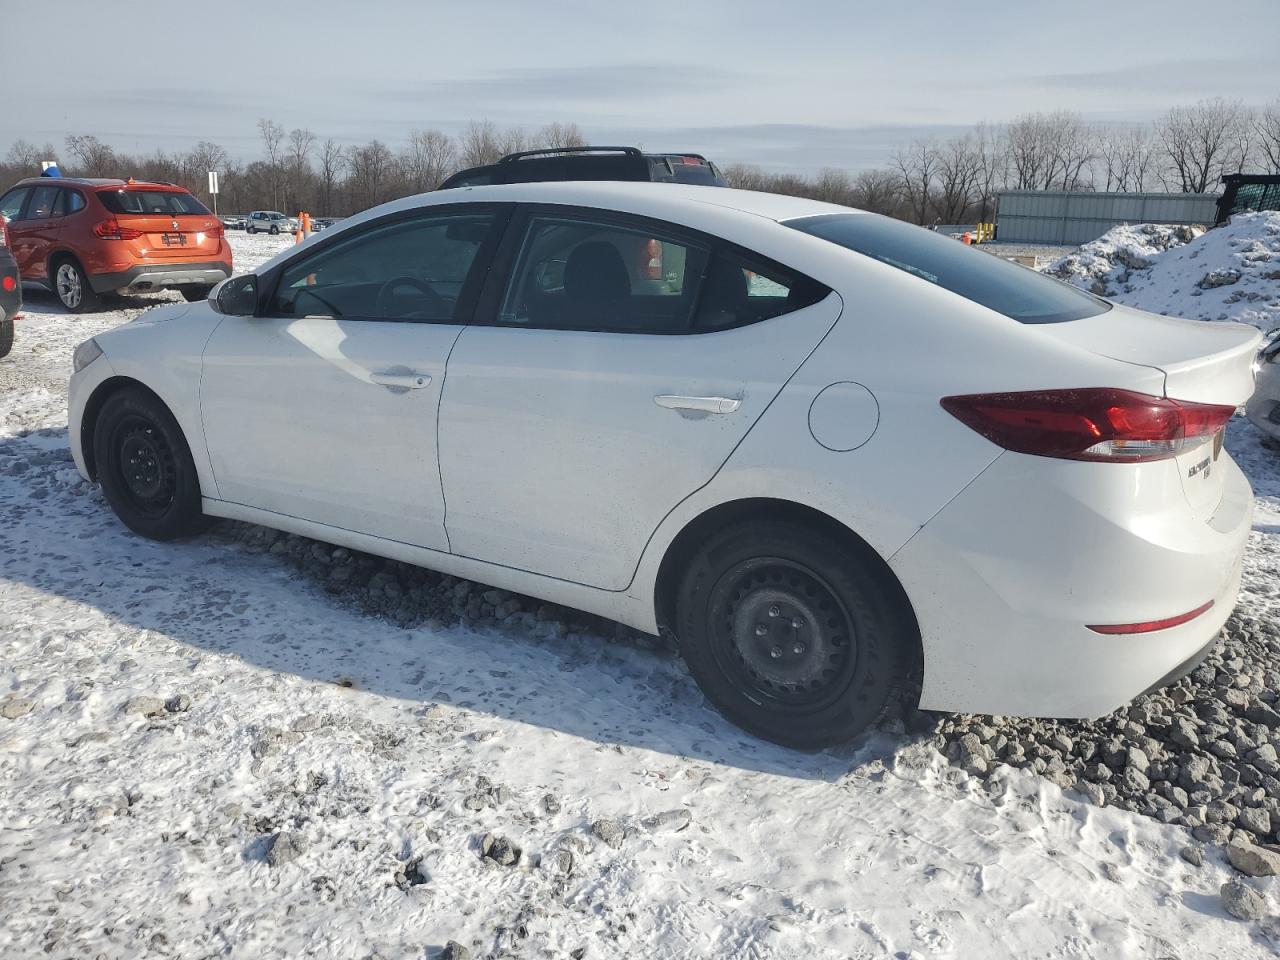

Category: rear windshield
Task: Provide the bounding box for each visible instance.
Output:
[97,189,210,216]
[786,213,1108,324]
[650,158,726,186]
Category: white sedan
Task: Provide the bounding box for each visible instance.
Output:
[68,182,1261,748]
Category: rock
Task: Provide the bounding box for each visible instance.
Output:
[479,833,520,866]
[641,809,692,833]
[1127,747,1150,775]
[0,698,34,719]
[1048,732,1074,755]
[1194,823,1233,844]
[1221,880,1266,921]
[291,714,324,733]
[1226,841,1280,877]
[1076,779,1106,807]
[1121,766,1151,795]
[266,831,308,868]
[1239,806,1272,837]
[1179,845,1203,867]
[545,848,574,876]
[591,818,626,850]
[123,696,167,717]
[164,694,191,713]
[542,794,561,815]
[1170,717,1199,749]
[440,941,472,960]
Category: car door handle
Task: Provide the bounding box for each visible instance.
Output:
[370,371,432,390]
[654,395,741,414]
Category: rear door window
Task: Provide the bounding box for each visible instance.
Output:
[497,214,709,333]
[693,249,828,331]
[787,213,1109,324]
[53,189,86,216]
[22,185,60,221]
[97,190,210,216]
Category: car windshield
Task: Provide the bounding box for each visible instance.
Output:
[786,213,1109,324]
[98,189,210,216]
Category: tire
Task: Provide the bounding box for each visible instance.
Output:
[269,225,279,235]
[52,257,100,313]
[93,387,208,541]
[179,285,214,303]
[674,519,912,749]
[0,317,12,359]
[247,225,256,234]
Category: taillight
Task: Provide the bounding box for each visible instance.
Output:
[1,276,15,293]
[93,218,143,240]
[940,388,1236,463]
[207,225,225,239]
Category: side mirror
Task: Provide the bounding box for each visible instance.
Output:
[210,274,258,316]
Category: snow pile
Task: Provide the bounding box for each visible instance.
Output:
[1044,211,1280,331]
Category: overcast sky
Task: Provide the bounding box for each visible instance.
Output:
[6,0,1279,174]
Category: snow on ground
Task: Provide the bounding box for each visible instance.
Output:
[1,230,1280,959]
[1044,211,1280,332]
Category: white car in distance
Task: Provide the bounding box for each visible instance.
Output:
[68,182,1262,748]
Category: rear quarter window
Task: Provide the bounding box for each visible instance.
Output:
[787,213,1108,324]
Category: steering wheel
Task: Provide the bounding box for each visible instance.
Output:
[374,276,447,318]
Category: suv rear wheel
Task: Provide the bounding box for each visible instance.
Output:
[674,519,912,748]
[53,258,100,313]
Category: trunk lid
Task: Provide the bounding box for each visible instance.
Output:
[1037,303,1262,519]
[125,213,224,260]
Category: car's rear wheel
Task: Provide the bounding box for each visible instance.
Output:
[247,225,256,234]
[674,519,912,749]
[53,258,100,313]
[0,317,13,359]
[179,285,214,303]
[93,387,208,541]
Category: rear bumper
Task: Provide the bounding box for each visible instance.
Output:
[90,261,231,294]
[892,450,1252,718]
[0,250,19,321]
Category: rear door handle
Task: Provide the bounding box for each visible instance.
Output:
[370,371,432,390]
[654,395,741,414]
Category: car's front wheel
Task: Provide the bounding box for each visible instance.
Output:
[268,225,279,235]
[93,387,208,541]
[53,258,100,313]
[675,519,913,749]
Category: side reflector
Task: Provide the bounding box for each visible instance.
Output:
[1086,600,1214,635]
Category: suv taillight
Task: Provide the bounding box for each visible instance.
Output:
[207,225,225,239]
[93,218,143,241]
[940,388,1236,463]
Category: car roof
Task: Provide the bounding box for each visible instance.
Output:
[15,177,187,191]
[422,181,857,223]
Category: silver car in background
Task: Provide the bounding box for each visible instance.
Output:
[245,210,299,234]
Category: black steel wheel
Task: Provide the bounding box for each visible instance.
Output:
[93,387,208,540]
[675,518,913,748]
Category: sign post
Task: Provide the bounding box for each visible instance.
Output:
[208,171,220,216]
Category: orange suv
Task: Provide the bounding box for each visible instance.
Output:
[0,177,232,312]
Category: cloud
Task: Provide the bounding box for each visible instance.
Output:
[1027,58,1278,97]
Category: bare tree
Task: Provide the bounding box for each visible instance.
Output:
[1097,125,1158,192]
[400,129,455,193]
[1253,100,1280,174]
[64,135,118,177]
[934,135,983,224]
[1158,98,1251,193]
[257,118,286,207]
[722,163,770,191]
[532,122,587,150]
[849,168,902,216]
[892,140,938,224]
[5,139,51,171]
[1007,111,1094,191]
[318,138,345,214]
[345,140,396,209]
[459,120,503,167]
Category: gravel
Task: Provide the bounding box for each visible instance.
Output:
[933,612,1280,844]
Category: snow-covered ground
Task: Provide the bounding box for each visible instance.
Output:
[2,229,1279,959]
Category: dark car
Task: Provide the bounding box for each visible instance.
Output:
[0,217,20,359]
[438,146,728,190]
